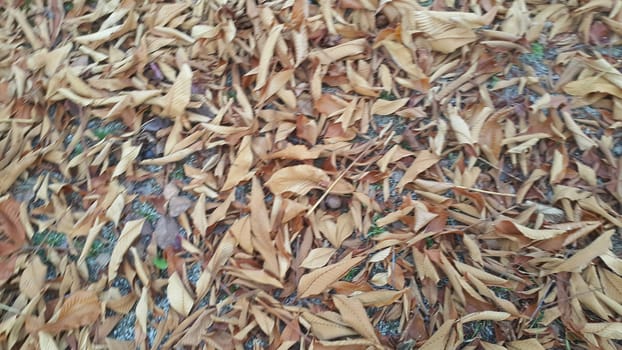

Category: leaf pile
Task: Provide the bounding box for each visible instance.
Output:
[1,0,622,348]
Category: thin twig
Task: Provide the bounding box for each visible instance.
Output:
[453,185,517,197]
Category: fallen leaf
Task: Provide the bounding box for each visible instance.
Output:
[40,291,101,334]
[298,254,365,298]
[266,165,330,195]
[168,272,194,316]
[109,219,145,281]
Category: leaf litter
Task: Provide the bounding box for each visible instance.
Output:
[1,0,622,349]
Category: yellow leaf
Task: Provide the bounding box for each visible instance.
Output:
[168,272,194,316]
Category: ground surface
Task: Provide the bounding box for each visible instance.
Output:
[1,0,622,349]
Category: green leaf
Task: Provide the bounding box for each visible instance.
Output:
[153,257,168,270]
[531,42,544,59]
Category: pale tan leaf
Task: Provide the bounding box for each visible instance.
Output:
[503,220,567,240]
[205,191,234,228]
[561,111,597,150]
[576,161,597,186]
[105,192,125,227]
[229,268,284,288]
[460,311,511,323]
[255,24,283,90]
[506,339,546,350]
[191,194,207,236]
[448,106,474,145]
[0,152,40,194]
[369,247,391,263]
[418,319,455,350]
[309,38,367,65]
[298,254,365,298]
[376,205,414,227]
[136,287,148,334]
[333,295,380,344]
[161,63,192,118]
[397,150,440,190]
[370,98,409,116]
[111,140,141,179]
[582,322,622,339]
[109,219,145,281]
[196,231,236,298]
[266,145,321,160]
[380,40,427,78]
[38,331,59,350]
[41,291,101,334]
[19,256,46,300]
[301,247,336,269]
[301,312,358,340]
[350,290,404,307]
[222,135,253,191]
[168,272,194,317]
[549,230,614,273]
[266,165,330,195]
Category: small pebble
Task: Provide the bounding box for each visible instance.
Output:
[325,195,342,209]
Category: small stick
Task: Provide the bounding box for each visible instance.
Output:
[453,185,517,197]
